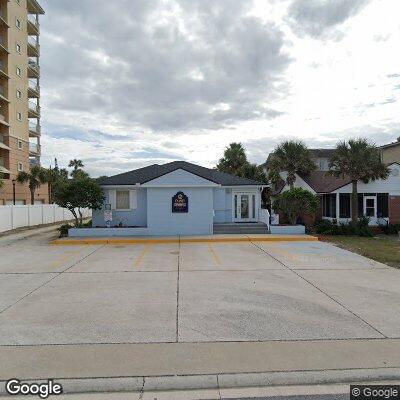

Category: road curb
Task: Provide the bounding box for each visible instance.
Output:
[1,369,399,395]
[51,235,319,245]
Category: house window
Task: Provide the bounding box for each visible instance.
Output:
[377,193,388,218]
[18,162,23,171]
[16,66,21,77]
[322,194,336,218]
[18,140,23,149]
[116,190,130,210]
[16,43,21,54]
[339,193,351,218]
[16,18,21,29]
[17,111,22,121]
[16,0,21,5]
[16,89,22,99]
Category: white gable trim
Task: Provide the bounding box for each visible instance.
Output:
[279,172,316,194]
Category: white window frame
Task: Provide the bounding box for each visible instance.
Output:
[15,18,21,29]
[16,42,21,54]
[17,111,22,121]
[16,0,21,5]
[364,195,377,218]
[16,66,21,77]
[16,89,22,99]
[115,190,130,211]
[18,162,23,172]
[18,140,23,149]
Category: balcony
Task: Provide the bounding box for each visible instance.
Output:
[27,14,39,35]
[0,13,9,28]
[29,121,41,137]
[0,134,10,151]
[28,79,39,98]
[0,60,8,79]
[28,36,39,56]
[0,35,9,54]
[28,58,40,78]
[0,84,8,101]
[28,101,40,117]
[29,142,41,155]
[27,0,45,15]
[0,155,10,174]
[29,157,40,168]
[0,113,9,127]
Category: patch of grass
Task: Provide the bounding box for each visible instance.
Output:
[320,235,400,269]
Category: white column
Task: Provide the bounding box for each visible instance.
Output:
[336,193,340,220]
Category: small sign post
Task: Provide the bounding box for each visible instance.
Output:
[104,209,112,228]
[172,192,189,213]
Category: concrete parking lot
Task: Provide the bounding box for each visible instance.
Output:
[0,231,399,345]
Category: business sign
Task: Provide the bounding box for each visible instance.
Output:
[172,191,188,213]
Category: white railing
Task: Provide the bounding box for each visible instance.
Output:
[28,101,39,113]
[28,36,39,48]
[258,208,270,230]
[0,204,92,233]
[28,14,39,28]
[29,142,40,154]
[28,80,39,92]
[29,121,40,134]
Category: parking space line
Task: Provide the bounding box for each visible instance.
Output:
[135,244,151,268]
[50,248,86,269]
[208,243,221,266]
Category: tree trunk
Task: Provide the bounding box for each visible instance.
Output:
[70,209,79,228]
[78,208,83,227]
[48,184,52,204]
[351,180,358,224]
[30,189,35,205]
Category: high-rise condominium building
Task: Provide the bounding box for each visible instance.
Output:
[0,0,47,205]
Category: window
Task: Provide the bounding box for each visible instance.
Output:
[16,0,21,5]
[322,194,337,218]
[18,140,23,149]
[339,193,351,218]
[16,43,21,54]
[16,66,21,77]
[17,111,22,121]
[116,190,130,210]
[16,18,21,29]
[364,197,376,217]
[377,193,389,218]
[16,89,22,99]
[18,162,23,171]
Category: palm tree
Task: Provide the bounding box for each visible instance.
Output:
[68,159,84,172]
[268,141,315,189]
[44,166,68,203]
[17,166,47,205]
[329,139,389,222]
[216,143,248,176]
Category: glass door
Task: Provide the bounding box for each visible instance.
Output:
[234,193,257,222]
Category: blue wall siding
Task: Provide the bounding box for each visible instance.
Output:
[92,189,147,227]
[213,188,233,223]
[147,187,214,235]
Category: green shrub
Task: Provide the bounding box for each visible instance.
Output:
[81,219,92,228]
[313,217,373,237]
[380,223,400,235]
[58,224,72,238]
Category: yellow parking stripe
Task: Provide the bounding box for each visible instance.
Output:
[208,243,221,266]
[135,244,151,268]
[50,248,85,268]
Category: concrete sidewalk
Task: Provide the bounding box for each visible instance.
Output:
[1,339,400,394]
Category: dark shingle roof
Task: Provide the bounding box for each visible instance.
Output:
[98,161,264,186]
[299,171,351,193]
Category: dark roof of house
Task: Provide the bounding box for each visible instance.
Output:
[98,161,265,186]
[272,171,351,195]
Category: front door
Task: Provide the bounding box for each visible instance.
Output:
[234,193,257,222]
[363,195,377,224]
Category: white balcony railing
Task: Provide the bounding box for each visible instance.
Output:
[28,36,39,49]
[29,121,40,134]
[28,80,39,92]
[28,101,39,114]
[29,142,40,154]
[28,14,39,29]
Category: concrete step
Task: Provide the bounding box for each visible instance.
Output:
[213,224,270,234]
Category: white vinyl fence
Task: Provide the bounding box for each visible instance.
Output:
[0,205,91,233]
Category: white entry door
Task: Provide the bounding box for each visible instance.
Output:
[363,195,377,224]
[234,193,257,222]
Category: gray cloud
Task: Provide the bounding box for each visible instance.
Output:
[286,0,370,39]
[40,0,290,133]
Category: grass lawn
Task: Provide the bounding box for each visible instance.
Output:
[320,235,400,269]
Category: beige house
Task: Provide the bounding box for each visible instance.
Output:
[381,140,400,165]
[0,0,47,205]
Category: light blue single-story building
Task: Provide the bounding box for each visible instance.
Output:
[70,161,269,236]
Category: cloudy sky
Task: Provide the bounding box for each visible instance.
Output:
[38,0,400,176]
